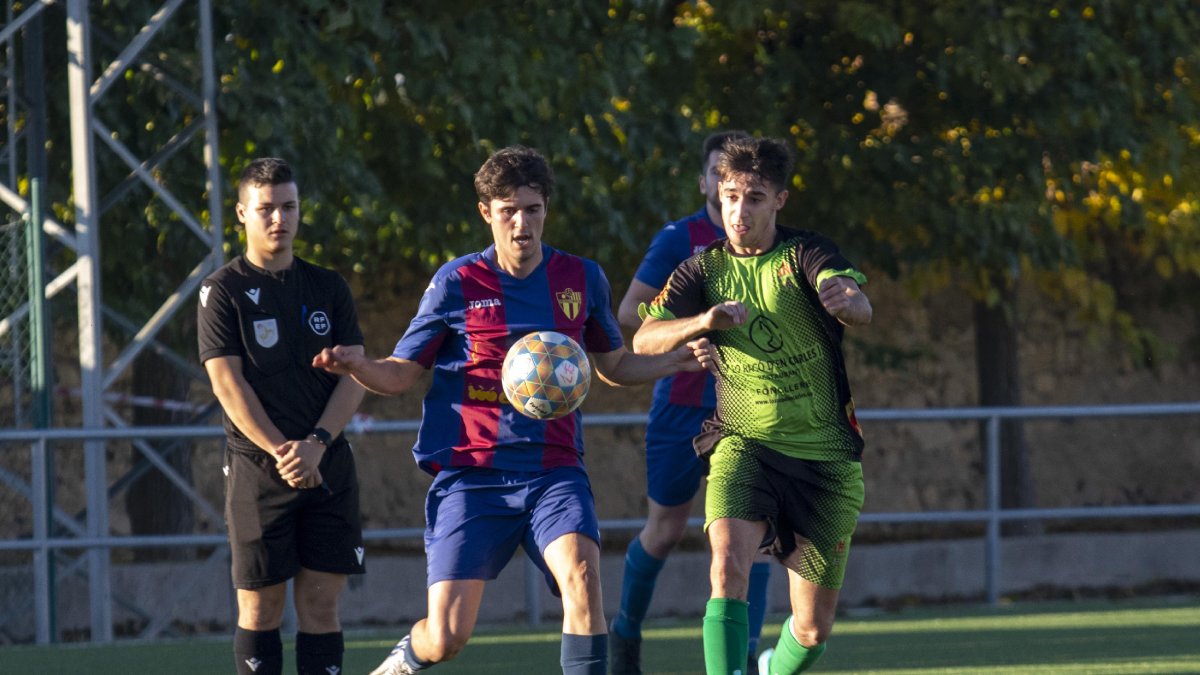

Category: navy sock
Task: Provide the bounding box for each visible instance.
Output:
[612,537,666,640]
[403,634,432,670]
[746,561,772,656]
[296,631,343,675]
[234,627,282,675]
[561,633,607,675]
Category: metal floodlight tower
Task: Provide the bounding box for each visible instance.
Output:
[67,0,222,643]
[0,0,221,643]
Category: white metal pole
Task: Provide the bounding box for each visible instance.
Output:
[65,0,113,643]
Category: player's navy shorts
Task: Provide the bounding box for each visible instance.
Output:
[424,465,600,595]
[644,401,711,506]
[224,439,365,589]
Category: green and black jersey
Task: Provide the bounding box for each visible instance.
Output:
[645,226,867,461]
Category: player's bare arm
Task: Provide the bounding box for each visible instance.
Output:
[313,346,425,396]
[204,355,288,454]
[632,300,747,354]
[275,355,366,487]
[617,279,660,331]
[818,276,872,326]
[589,344,704,387]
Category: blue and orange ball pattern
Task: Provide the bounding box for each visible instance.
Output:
[501,331,592,420]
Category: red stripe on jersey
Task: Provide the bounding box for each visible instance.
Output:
[662,215,722,407]
[689,214,723,251]
[413,332,446,369]
[543,253,588,468]
[452,260,508,469]
[667,369,710,406]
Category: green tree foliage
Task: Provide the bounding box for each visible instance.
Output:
[8,0,1197,540]
[18,0,1200,358]
[674,1,1200,358]
[211,1,713,294]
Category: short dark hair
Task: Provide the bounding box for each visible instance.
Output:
[715,136,794,193]
[474,146,556,204]
[238,157,295,202]
[700,130,750,171]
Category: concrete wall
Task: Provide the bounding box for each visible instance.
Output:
[2,529,1198,642]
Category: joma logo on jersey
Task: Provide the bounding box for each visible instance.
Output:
[467,298,502,310]
[556,288,581,320]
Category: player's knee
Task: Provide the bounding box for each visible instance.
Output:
[708,551,751,597]
[790,615,833,647]
[644,516,687,551]
[238,593,285,630]
[558,556,602,599]
[293,594,339,630]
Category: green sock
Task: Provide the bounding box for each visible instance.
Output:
[703,597,749,674]
[767,616,827,674]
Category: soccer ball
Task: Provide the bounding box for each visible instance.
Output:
[501,331,592,420]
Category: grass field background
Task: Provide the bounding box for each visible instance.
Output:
[5,596,1198,674]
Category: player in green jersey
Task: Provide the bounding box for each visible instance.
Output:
[633,136,872,674]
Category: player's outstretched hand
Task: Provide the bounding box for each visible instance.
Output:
[313,345,364,375]
[704,300,747,331]
[688,337,719,374]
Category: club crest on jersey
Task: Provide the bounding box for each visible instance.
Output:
[556,288,581,320]
[254,318,279,348]
[777,260,797,286]
[308,310,331,335]
[199,285,211,308]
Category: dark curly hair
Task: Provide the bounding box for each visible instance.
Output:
[474,146,556,204]
[715,137,794,193]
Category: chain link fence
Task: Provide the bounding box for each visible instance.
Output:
[0,209,30,430]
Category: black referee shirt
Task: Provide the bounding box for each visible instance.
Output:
[198,255,364,448]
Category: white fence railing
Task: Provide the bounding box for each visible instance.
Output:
[2,402,1199,644]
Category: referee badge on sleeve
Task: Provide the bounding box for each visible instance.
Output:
[254,318,279,348]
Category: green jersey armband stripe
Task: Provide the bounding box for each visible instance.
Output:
[815,268,867,290]
[637,301,677,321]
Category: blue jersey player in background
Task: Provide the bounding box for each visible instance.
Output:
[313,146,704,675]
[612,130,774,674]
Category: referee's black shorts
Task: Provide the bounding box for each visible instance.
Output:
[224,438,365,589]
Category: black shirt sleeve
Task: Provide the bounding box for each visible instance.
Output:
[648,255,708,320]
[197,279,241,363]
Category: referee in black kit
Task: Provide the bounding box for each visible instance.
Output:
[199,157,367,675]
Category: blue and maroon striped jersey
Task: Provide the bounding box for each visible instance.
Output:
[393,243,623,475]
[632,207,722,409]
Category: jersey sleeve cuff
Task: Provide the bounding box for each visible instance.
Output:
[637,302,676,322]
[816,268,868,290]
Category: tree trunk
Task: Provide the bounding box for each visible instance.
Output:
[973,284,1042,536]
[125,348,196,561]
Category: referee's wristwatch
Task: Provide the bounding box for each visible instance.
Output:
[307,427,333,448]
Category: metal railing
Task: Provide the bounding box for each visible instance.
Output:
[2,402,1200,644]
